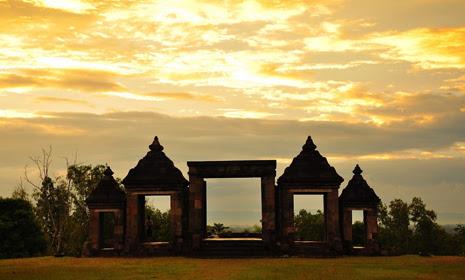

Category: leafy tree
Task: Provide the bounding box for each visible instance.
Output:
[24,147,112,256]
[377,199,412,254]
[352,221,365,247]
[145,203,171,242]
[378,197,458,255]
[11,180,30,203]
[206,223,230,234]
[0,198,47,258]
[252,223,262,233]
[213,223,229,234]
[453,225,465,255]
[63,164,107,256]
[408,197,442,254]
[294,209,324,241]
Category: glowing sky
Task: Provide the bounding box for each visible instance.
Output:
[1,0,465,225]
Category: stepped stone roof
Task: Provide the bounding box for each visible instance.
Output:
[339,164,380,207]
[122,136,188,188]
[278,136,343,187]
[85,167,126,208]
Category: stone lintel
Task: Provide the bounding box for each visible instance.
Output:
[340,201,379,208]
[187,160,276,178]
[93,208,122,213]
[87,203,125,210]
[290,188,334,193]
[129,190,176,195]
[124,184,187,191]
[278,183,340,190]
[343,206,375,211]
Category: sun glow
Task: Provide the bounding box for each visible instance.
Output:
[23,0,96,14]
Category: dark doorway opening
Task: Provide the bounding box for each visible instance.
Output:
[99,212,115,249]
[352,210,365,247]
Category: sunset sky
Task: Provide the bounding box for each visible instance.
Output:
[1,0,465,225]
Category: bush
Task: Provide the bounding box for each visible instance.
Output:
[0,197,47,258]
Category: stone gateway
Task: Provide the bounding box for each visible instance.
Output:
[84,136,380,257]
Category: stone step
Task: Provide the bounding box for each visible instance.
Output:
[137,242,174,256]
[293,242,339,257]
[195,239,266,257]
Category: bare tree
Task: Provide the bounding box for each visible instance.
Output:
[24,147,74,255]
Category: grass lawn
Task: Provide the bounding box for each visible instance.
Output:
[1,255,464,280]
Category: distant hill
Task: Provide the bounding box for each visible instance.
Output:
[441,224,464,234]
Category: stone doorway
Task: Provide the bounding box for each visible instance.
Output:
[205,178,262,238]
[187,160,277,253]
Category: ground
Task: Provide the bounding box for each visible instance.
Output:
[1,255,464,280]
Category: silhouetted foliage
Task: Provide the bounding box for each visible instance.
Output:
[352,221,365,247]
[62,164,107,256]
[145,204,171,242]
[11,181,30,203]
[378,199,412,254]
[0,198,47,259]
[101,212,115,248]
[25,147,73,255]
[24,147,110,256]
[294,209,324,241]
[252,223,262,233]
[453,225,465,255]
[378,197,465,256]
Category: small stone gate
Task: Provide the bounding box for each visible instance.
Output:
[85,136,380,257]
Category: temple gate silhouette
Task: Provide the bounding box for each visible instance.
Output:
[85,136,380,257]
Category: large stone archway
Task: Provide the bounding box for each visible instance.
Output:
[187,160,277,252]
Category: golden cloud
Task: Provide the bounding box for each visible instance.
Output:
[258,63,314,81]
[0,68,128,92]
[141,92,222,103]
[0,73,41,88]
[371,27,465,69]
[32,96,95,108]
[220,108,279,119]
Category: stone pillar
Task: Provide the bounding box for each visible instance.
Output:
[202,181,207,238]
[114,209,125,251]
[261,175,276,250]
[326,189,342,252]
[125,190,139,253]
[188,175,204,250]
[365,208,380,254]
[171,192,184,252]
[278,188,294,253]
[87,209,99,251]
[341,208,353,254]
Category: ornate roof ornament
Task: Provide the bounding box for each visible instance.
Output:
[85,166,126,208]
[339,164,380,206]
[278,136,343,187]
[149,136,164,152]
[122,136,188,187]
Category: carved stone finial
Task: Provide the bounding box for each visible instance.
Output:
[149,136,164,152]
[302,136,317,151]
[104,166,114,177]
[353,164,363,175]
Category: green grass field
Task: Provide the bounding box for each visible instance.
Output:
[1,255,464,280]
